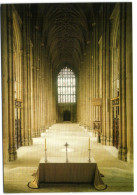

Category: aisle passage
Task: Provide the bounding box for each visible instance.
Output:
[4,123,133,192]
[40,123,94,162]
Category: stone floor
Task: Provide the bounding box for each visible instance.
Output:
[3,123,134,193]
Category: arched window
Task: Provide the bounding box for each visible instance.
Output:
[58,67,76,103]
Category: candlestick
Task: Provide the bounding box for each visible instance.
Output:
[45,138,46,150]
[88,148,91,163]
[88,138,91,163]
[64,142,69,163]
[45,149,47,162]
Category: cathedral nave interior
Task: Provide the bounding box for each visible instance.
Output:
[1,2,133,192]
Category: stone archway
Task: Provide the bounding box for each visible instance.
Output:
[63,110,71,121]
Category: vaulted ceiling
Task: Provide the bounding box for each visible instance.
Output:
[30,3,100,71]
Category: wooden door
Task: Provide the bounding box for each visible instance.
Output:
[63,110,71,121]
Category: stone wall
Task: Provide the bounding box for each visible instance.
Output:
[77,3,133,163]
[2,5,56,163]
[57,103,76,122]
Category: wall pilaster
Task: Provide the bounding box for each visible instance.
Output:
[8,5,17,160]
[2,5,9,163]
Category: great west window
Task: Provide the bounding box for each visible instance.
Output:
[58,67,76,103]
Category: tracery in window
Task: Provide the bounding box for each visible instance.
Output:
[58,67,76,103]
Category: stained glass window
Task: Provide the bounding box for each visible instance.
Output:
[58,67,76,103]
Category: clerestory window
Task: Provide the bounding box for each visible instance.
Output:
[58,67,76,103]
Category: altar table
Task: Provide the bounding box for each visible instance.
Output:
[28,158,107,191]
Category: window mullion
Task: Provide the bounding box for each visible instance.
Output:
[58,67,76,103]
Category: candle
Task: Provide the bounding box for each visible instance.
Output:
[89,138,90,149]
[45,139,46,150]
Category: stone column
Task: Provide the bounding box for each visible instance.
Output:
[46,62,49,127]
[31,63,34,137]
[41,44,45,131]
[83,53,86,126]
[119,4,127,161]
[19,51,23,100]
[34,26,40,137]
[80,63,83,125]
[87,50,90,128]
[79,56,85,126]
[80,66,82,124]
[33,63,37,137]
[76,70,79,122]
[48,64,51,126]
[98,35,102,128]
[8,5,17,160]
[42,47,45,130]
[86,41,91,129]
[20,50,25,146]
[50,64,53,126]
[105,6,110,145]
[83,62,85,126]
[52,68,56,124]
[91,28,94,134]
[44,55,48,128]
[28,9,33,144]
[51,65,54,125]
[102,6,106,145]
[93,25,96,130]
[90,25,95,135]
[36,60,40,136]
[88,38,92,130]
[77,68,80,123]
[83,51,87,127]
[79,66,81,124]
[44,55,47,128]
[109,4,121,149]
[30,42,35,140]
[95,21,99,123]
[109,20,113,146]
[23,6,29,146]
[33,28,38,137]
[125,3,133,163]
[27,40,32,145]
[2,5,9,163]
[39,48,42,133]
